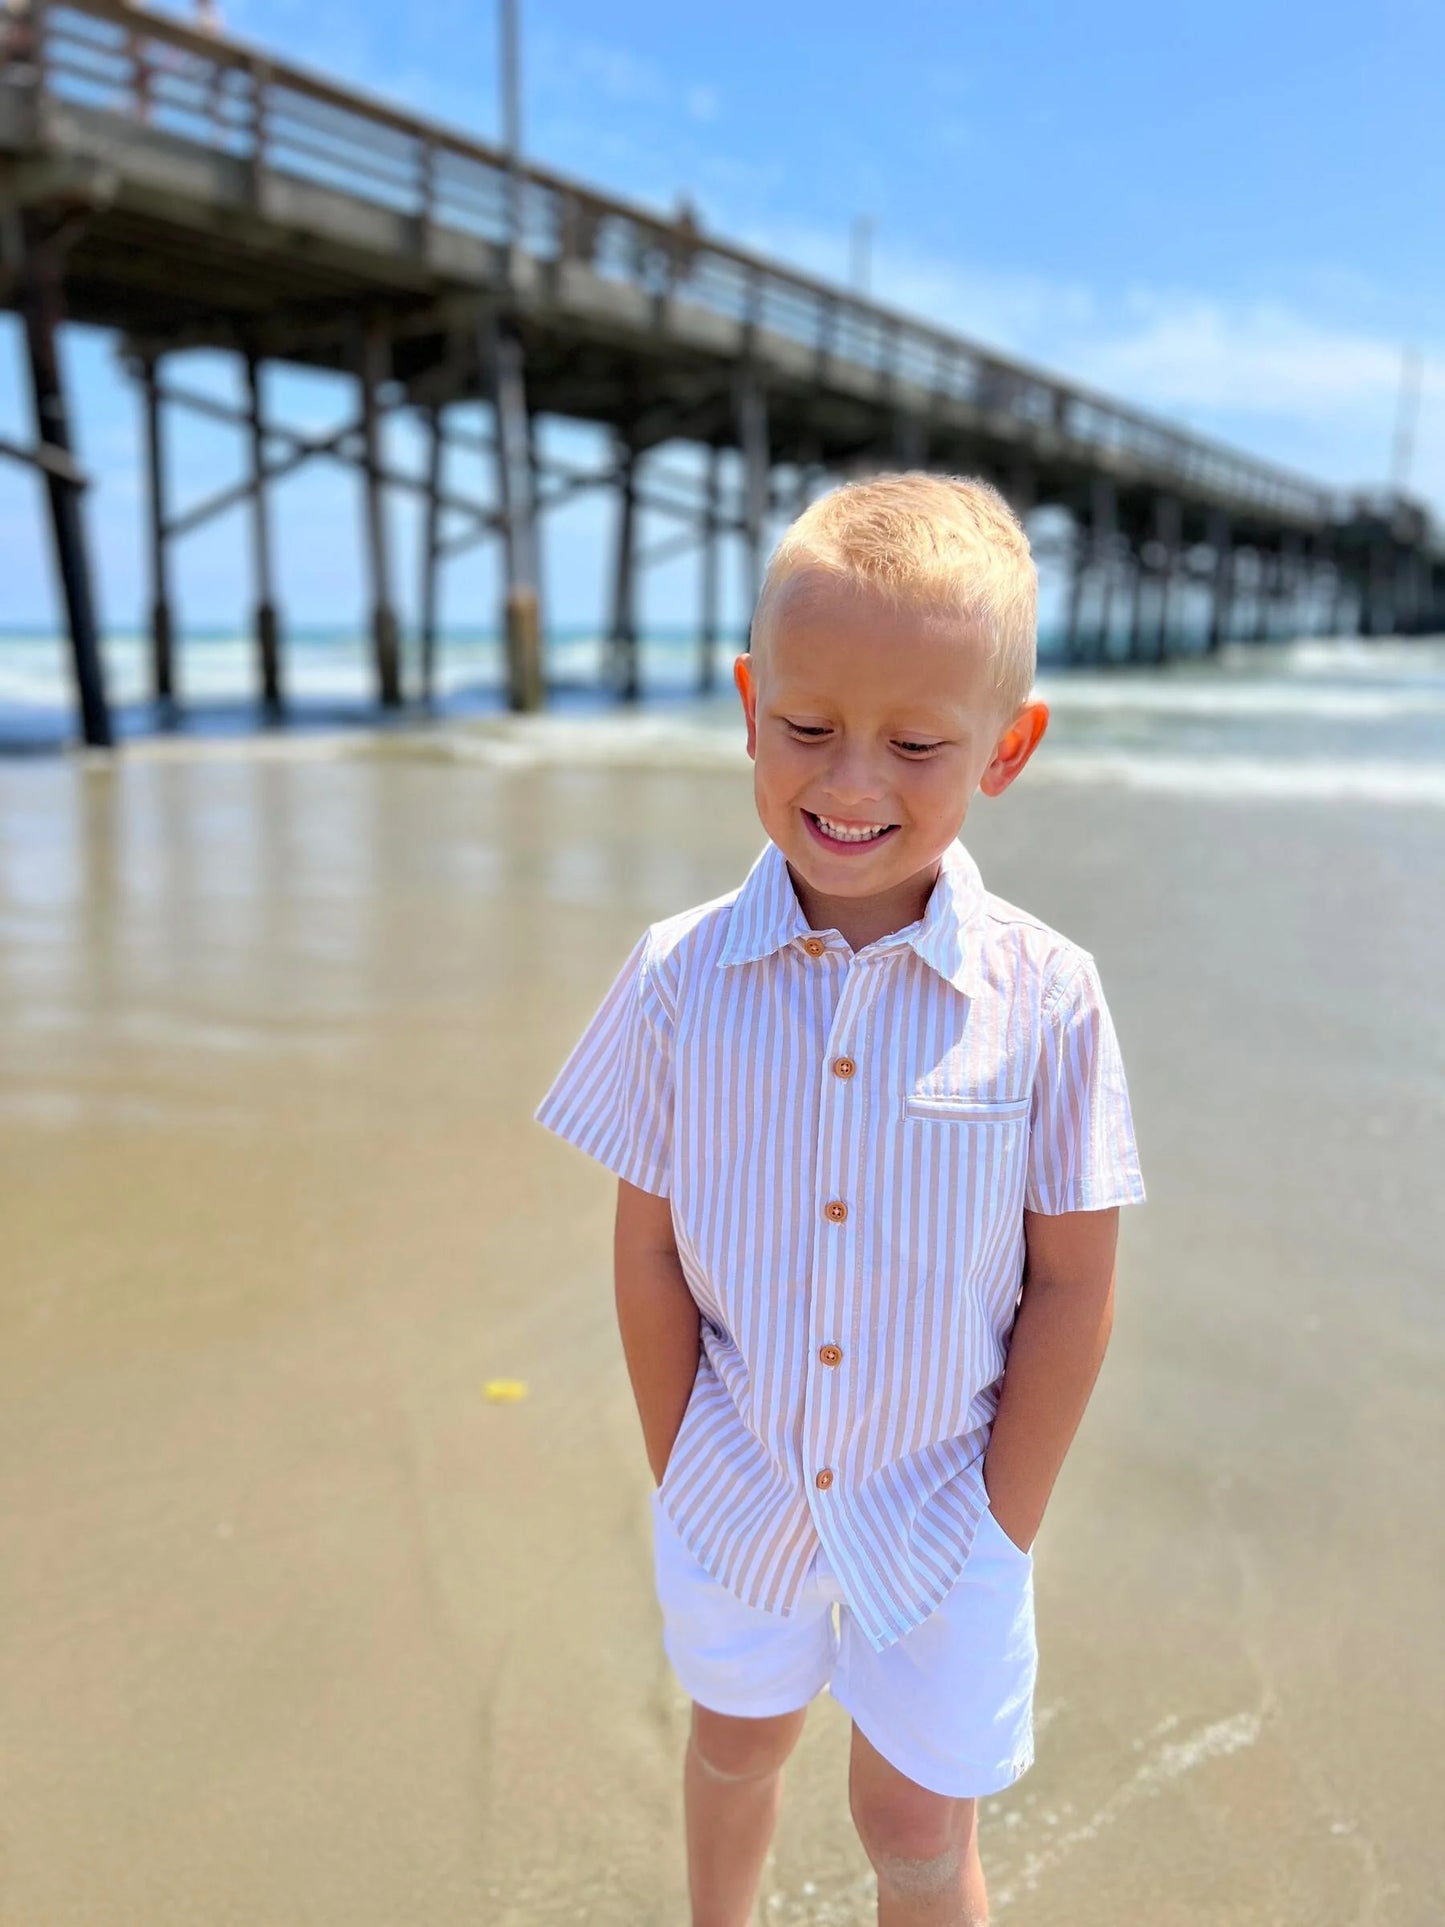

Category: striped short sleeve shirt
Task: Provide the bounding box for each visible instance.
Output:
[535,837,1145,1651]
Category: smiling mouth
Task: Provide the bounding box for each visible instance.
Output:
[803,810,900,849]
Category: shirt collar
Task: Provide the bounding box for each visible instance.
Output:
[718,838,987,997]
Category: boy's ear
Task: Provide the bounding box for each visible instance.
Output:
[733,654,758,761]
[978,700,1048,798]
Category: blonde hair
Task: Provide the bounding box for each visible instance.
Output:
[752,472,1037,720]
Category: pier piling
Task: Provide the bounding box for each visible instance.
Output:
[608,430,640,702]
[420,405,444,706]
[140,356,176,712]
[735,369,770,616]
[490,322,543,712]
[699,442,721,691]
[244,355,283,716]
[1154,496,1181,662]
[1207,512,1233,654]
[15,225,112,748]
[1128,549,1149,664]
[1089,476,1118,663]
[1064,518,1088,666]
[357,321,403,709]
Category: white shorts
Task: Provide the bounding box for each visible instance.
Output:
[650,1487,1037,1799]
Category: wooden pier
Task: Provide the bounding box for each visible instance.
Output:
[2,0,1442,746]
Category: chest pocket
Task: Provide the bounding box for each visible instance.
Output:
[898,1086,1032,1261]
[902,1092,1030,1124]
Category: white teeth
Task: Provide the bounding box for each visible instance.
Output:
[814,814,891,843]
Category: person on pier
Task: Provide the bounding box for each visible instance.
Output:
[1,0,34,80]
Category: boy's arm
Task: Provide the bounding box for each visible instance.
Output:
[981,1206,1120,1553]
[614,1178,702,1486]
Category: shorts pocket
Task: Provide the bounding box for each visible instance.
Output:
[980,1497,1033,1564]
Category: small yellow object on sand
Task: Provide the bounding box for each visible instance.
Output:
[483,1379,529,1404]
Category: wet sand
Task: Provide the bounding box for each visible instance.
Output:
[2,731,1442,1925]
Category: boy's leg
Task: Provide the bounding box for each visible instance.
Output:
[848,1723,988,1927]
[685,1701,809,1927]
[826,1499,1037,1924]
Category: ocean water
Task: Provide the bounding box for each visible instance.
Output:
[3,628,1444,807]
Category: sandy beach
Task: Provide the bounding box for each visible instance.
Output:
[2,718,1443,1924]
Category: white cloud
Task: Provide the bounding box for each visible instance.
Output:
[1077,294,1405,413]
[565,39,668,109]
[533,31,717,123]
[1057,299,1444,502]
[930,117,976,156]
[747,216,1099,349]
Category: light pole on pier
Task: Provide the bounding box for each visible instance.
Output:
[500,0,522,251]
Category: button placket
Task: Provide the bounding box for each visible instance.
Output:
[808,962,871,1515]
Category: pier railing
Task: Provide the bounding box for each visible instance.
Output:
[9,0,1345,527]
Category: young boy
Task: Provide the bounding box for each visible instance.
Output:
[534,473,1145,1926]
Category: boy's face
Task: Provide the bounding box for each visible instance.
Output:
[734,571,1048,927]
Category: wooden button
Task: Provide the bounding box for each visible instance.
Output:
[815,1468,834,1491]
[823,1199,848,1223]
[818,1344,843,1367]
[832,1056,856,1079]
[801,936,826,957]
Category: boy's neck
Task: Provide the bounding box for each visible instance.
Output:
[785,856,943,956]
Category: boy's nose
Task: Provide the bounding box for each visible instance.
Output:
[820,750,887,805]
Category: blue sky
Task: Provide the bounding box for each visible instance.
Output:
[2,0,1442,632]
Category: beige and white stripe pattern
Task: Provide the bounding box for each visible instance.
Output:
[535,838,1145,1651]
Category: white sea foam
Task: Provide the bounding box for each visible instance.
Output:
[11,628,1445,808]
[429,715,748,771]
[420,716,1445,807]
[1034,674,1445,722]
[1234,634,1445,679]
[7,631,1445,719]
[113,714,1445,807]
[116,731,368,765]
[988,1708,1264,1909]
[0,632,642,706]
[1029,750,1445,806]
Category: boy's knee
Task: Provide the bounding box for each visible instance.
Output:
[867,1843,974,1908]
[855,1828,987,1922]
[850,1784,974,1893]
[689,1703,806,1783]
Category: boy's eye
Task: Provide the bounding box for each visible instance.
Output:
[784,723,941,756]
